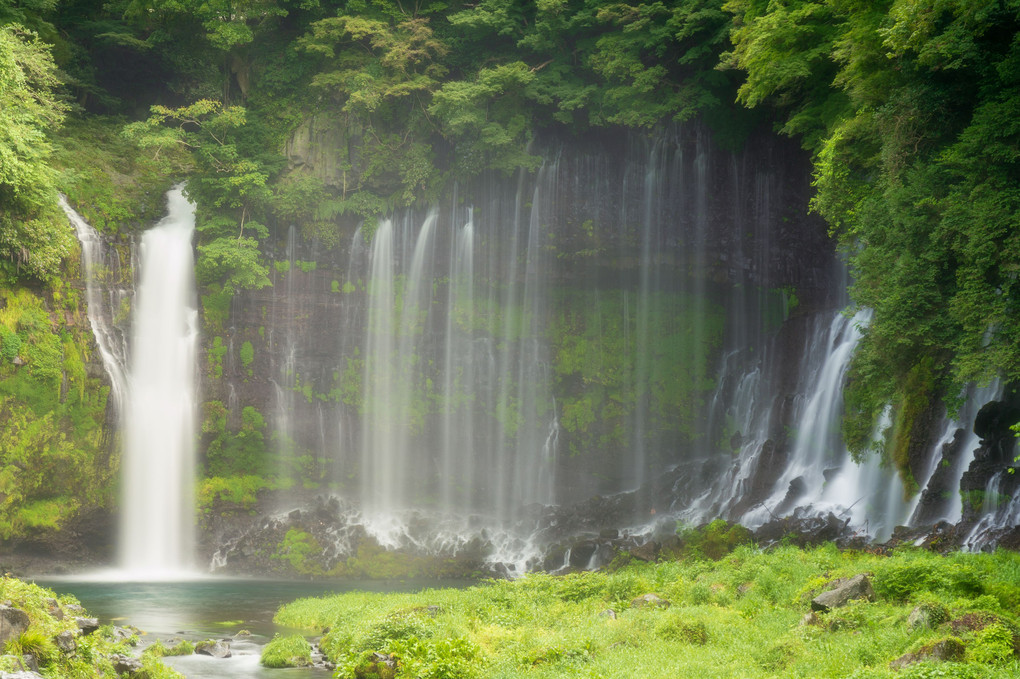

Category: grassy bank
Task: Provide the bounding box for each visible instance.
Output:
[0,575,180,678]
[270,544,1020,678]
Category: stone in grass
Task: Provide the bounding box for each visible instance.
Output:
[889,638,965,669]
[630,593,670,609]
[908,602,950,631]
[0,606,30,648]
[75,617,100,635]
[110,654,143,675]
[354,652,397,679]
[54,630,77,654]
[195,639,232,658]
[1,672,45,679]
[810,574,875,612]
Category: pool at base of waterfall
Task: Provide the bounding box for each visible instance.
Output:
[37,577,464,678]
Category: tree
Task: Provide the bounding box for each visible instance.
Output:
[0,24,73,282]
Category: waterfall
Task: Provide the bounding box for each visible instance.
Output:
[118,186,199,576]
[61,197,130,411]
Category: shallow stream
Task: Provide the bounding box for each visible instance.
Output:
[38,577,451,678]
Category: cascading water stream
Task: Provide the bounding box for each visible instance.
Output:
[61,197,130,411]
[119,186,199,577]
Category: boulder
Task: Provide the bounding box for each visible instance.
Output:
[908,603,949,631]
[74,617,100,635]
[810,574,875,612]
[598,609,617,620]
[0,606,30,649]
[54,630,77,654]
[0,672,45,679]
[44,599,63,621]
[195,639,232,658]
[630,593,670,609]
[629,541,659,563]
[889,638,965,669]
[110,654,143,675]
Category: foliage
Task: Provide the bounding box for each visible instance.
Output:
[0,23,73,283]
[275,546,1020,679]
[677,519,754,560]
[202,401,270,477]
[0,287,115,540]
[723,0,1020,459]
[260,633,313,668]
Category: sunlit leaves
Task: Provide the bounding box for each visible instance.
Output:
[0,25,72,282]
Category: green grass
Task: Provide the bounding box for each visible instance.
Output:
[0,576,183,679]
[273,545,1020,679]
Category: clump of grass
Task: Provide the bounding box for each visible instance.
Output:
[261,634,312,668]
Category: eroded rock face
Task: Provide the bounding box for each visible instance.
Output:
[810,574,875,612]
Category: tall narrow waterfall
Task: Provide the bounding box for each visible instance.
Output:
[61,197,130,411]
[119,186,199,576]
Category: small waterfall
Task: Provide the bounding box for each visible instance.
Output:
[118,186,199,576]
[61,198,130,411]
[964,469,1020,550]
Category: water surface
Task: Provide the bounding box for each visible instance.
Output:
[39,577,456,678]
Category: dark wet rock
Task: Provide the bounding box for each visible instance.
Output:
[75,617,100,635]
[912,429,968,525]
[889,638,965,669]
[54,630,77,653]
[630,593,670,609]
[354,652,397,679]
[754,511,853,548]
[0,605,30,649]
[810,574,875,612]
[629,541,658,563]
[195,639,232,658]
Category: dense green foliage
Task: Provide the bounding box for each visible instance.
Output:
[0,284,116,540]
[723,0,1020,457]
[0,575,182,678]
[273,545,1020,678]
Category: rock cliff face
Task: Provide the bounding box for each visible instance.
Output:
[191,121,859,573]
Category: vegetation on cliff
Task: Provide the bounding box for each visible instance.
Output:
[271,543,1020,678]
[1,0,1019,539]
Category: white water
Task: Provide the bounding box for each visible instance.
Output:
[61,197,130,411]
[118,186,200,577]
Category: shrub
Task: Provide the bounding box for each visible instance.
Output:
[969,623,1015,664]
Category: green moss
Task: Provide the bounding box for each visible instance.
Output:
[207,335,228,379]
[51,117,176,234]
[240,340,254,376]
